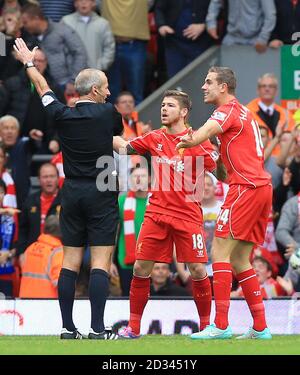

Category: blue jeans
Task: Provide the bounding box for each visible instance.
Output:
[108,40,147,105]
[164,37,209,78]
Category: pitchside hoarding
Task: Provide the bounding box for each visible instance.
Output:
[0,299,300,336]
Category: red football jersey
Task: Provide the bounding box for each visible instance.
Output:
[209,99,271,187]
[129,127,218,224]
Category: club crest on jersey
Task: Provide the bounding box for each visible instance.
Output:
[156,143,163,151]
[211,111,226,122]
[177,148,185,157]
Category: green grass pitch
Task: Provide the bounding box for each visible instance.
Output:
[1,335,300,355]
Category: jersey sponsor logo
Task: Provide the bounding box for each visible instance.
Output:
[42,95,55,107]
[211,111,227,122]
[253,290,261,296]
[155,156,185,173]
[156,143,163,151]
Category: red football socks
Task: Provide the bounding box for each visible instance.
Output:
[128,275,150,335]
[192,275,212,330]
[236,268,267,331]
[212,262,232,329]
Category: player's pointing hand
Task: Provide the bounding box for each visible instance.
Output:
[176,127,195,149]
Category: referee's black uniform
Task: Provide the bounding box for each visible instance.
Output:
[41,91,123,247]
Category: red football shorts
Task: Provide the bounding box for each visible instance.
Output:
[215,184,272,244]
[136,213,208,263]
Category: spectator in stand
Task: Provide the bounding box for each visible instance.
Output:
[0,48,65,153]
[21,3,87,98]
[247,73,295,155]
[115,91,152,140]
[274,125,300,214]
[0,178,17,297]
[275,192,300,271]
[62,0,115,73]
[17,162,61,256]
[202,173,222,277]
[154,0,214,78]
[231,256,294,298]
[269,0,300,48]
[39,0,74,22]
[0,0,22,14]
[19,215,63,298]
[0,143,17,209]
[0,7,23,81]
[150,263,190,296]
[250,245,279,278]
[259,124,283,188]
[101,0,150,105]
[206,0,276,53]
[0,115,38,209]
[283,257,300,293]
[114,91,152,190]
[114,166,149,296]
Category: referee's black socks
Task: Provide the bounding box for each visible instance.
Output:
[89,268,109,333]
[58,268,78,332]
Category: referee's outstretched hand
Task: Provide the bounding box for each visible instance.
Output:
[13,38,38,65]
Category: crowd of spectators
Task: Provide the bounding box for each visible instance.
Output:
[0,0,300,299]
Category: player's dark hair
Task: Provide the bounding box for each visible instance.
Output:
[208,66,236,94]
[21,3,46,20]
[162,90,192,126]
[162,90,192,112]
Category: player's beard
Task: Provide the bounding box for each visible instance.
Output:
[162,113,181,127]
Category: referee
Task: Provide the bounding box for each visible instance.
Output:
[14,38,123,340]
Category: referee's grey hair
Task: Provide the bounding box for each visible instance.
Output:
[0,115,20,130]
[75,69,103,96]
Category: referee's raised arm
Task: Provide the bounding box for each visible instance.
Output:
[14,38,52,97]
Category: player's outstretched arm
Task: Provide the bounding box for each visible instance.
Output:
[113,136,138,155]
[13,38,51,97]
[176,120,221,149]
[113,136,128,152]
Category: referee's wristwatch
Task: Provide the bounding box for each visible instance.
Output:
[24,61,35,70]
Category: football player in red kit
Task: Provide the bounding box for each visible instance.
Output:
[113,90,220,338]
[177,67,272,340]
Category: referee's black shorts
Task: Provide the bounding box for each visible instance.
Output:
[60,178,119,247]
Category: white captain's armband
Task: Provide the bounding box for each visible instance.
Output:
[42,94,55,107]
